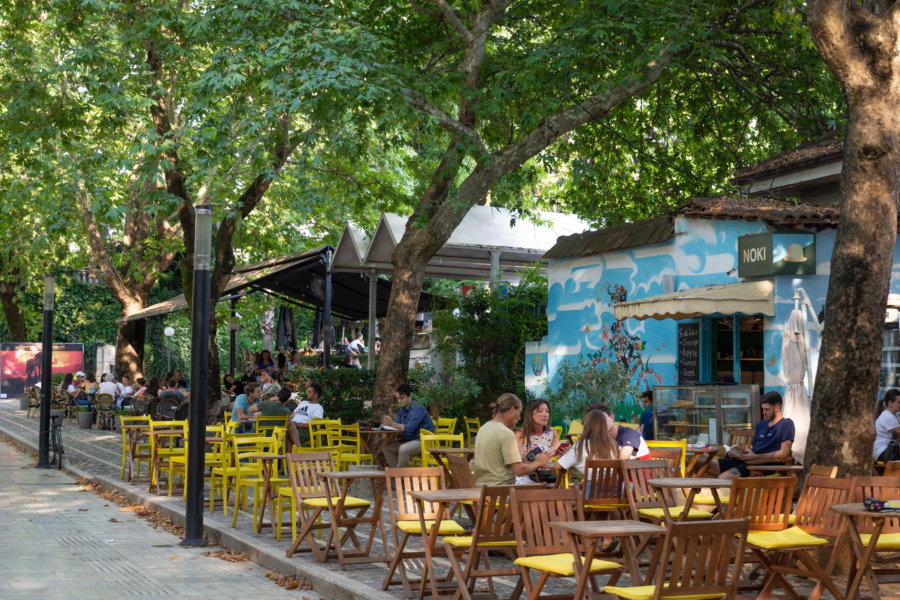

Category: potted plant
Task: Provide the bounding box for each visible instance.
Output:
[19,396,30,411]
[112,409,130,430]
[77,405,94,429]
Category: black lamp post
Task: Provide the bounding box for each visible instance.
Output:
[182,204,212,547]
[36,274,54,469]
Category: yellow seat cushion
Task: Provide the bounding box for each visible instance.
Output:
[587,503,629,510]
[397,519,465,535]
[514,553,619,576]
[746,526,828,550]
[604,585,725,600]
[639,506,712,520]
[692,495,729,505]
[859,533,900,549]
[302,496,371,509]
[441,536,516,548]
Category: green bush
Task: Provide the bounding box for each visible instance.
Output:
[288,368,376,423]
[407,364,481,423]
[547,355,640,425]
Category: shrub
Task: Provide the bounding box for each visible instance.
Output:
[547,355,640,425]
[407,364,481,422]
[287,368,376,423]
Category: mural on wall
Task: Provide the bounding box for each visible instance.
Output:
[546,216,771,403]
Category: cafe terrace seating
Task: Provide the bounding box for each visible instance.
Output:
[744,476,852,600]
[382,466,465,597]
[604,518,749,600]
[510,486,622,600]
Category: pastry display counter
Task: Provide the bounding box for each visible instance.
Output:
[652,384,759,445]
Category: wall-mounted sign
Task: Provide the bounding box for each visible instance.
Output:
[738,233,815,277]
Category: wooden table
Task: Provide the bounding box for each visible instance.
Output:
[252,454,287,534]
[747,464,804,475]
[121,423,152,482]
[409,488,483,600]
[147,429,184,494]
[831,503,898,600]
[552,520,666,599]
[315,470,391,569]
[685,446,719,477]
[359,429,400,467]
[649,477,732,520]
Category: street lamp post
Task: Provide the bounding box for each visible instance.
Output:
[37,274,54,469]
[182,204,212,547]
[164,326,175,373]
[227,315,239,377]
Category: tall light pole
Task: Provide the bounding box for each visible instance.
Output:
[164,326,175,373]
[182,204,211,547]
[37,274,54,469]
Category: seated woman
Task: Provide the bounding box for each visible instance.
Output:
[874,388,900,463]
[515,398,561,484]
[555,408,619,476]
[61,372,91,409]
[254,349,277,379]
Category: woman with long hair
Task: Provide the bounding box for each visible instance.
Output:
[556,408,619,475]
[515,398,561,484]
[145,375,161,398]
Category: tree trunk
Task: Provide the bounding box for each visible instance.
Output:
[806,0,900,473]
[372,241,430,415]
[115,317,147,380]
[0,284,27,341]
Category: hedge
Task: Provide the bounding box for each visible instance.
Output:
[288,368,376,423]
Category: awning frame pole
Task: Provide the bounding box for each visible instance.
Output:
[368,270,376,370]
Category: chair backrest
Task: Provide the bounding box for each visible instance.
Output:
[436,417,458,435]
[286,451,337,499]
[471,485,519,547]
[727,428,753,449]
[157,396,179,420]
[446,453,476,489]
[647,441,686,477]
[130,395,149,415]
[146,396,161,419]
[384,467,446,521]
[257,415,289,435]
[616,421,639,430]
[421,431,465,467]
[119,415,150,445]
[95,393,116,410]
[852,476,900,533]
[568,419,584,436]
[309,418,342,447]
[725,476,796,531]
[793,477,853,537]
[206,399,222,425]
[622,459,680,515]
[883,461,900,476]
[175,401,190,421]
[463,417,480,446]
[808,464,839,478]
[581,459,627,506]
[510,486,584,557]
[646,518,749,600]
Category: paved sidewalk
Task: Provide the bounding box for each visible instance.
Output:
[0,439,323,600]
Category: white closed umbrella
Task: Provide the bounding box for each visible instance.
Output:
[782,308,810,465]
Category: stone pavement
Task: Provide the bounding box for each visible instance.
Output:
[0,398,877,600]
[0,438,324,600]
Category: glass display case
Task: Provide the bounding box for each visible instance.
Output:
[652,385,760,445]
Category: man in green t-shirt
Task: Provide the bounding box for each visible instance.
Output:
[252,387,291,417]
[472,393,552,486]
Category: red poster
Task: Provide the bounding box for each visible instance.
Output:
[1,343,84,397]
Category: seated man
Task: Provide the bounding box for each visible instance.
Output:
[708,391,794,480]
[252,386,292,418]
[230,382,262,432]
[287,382,325,451]
[472,393,552,486]
[381,383,435,468]
[259,370,281,397]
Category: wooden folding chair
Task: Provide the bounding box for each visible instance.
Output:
[442,485,525,600]
[604,518,749,600]
[623,459,712,524]
[510,486,621,600]
[445,453,477,521]
[646,439,686,476]
[581,459,630,520]
[850,476,900,585]
[882,461,900,477]
[382,467,464,598]
[745,477,852,600]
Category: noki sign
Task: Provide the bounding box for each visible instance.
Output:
[738,232,816,278]
[738,233,773,278]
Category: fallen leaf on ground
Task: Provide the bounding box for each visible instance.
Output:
[203,550,249,563]
[108,518,118,523]
[264,571,313,591]
[78,508,88,512]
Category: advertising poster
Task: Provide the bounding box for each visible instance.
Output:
[0,342,85,397]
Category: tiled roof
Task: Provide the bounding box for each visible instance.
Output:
[733,134,843,184]
[544,197,839,260]
[679,196,839,228]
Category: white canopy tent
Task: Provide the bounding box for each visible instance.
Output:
[332,206,590,367]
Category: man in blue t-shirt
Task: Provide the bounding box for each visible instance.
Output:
[381,383,435,467]
[709,391,794,479]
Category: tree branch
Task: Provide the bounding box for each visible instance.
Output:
[427,0,473,42]
[403,88,488,156]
